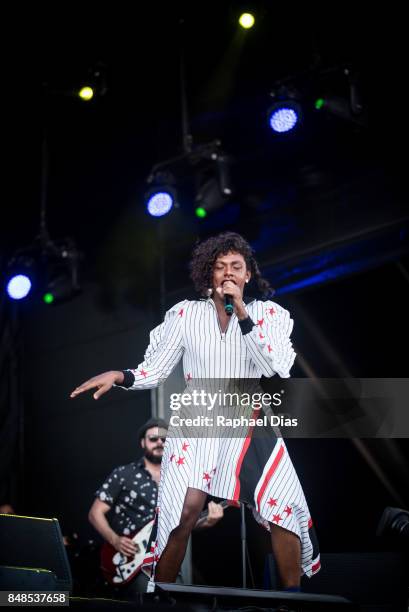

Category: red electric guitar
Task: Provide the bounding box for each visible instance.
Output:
[100,500,233,585]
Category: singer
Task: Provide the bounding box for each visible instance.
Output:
[70,232,320,591]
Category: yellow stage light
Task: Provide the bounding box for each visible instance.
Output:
[78,86,94,101]
[239,13,255,29]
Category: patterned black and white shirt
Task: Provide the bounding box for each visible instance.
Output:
[95,459,158,536]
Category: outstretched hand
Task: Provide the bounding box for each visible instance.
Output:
[70,370,124,400]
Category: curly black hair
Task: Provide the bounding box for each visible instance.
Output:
[189,232,274,298]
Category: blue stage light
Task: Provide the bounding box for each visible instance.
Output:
[6,274,32,300]
[146,191,174,217]
[268,107,299,133]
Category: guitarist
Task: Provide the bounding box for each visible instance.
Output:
[88,417,224,597]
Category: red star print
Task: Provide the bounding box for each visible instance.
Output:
[154,553,160,562]
[267,498,277,507]
[268,307,275,315]
[169,454,175,462]
[178,308,184,316]
[186,373,192,381]
[308,518,313,529]
[182,442,189,451]
[267,344,272,353]
[273,513,282,524]
[177,456,185,466]
[203,472,211,481]
[259,333,265,339]
[284,505,292,516]
[257,318,264,327]
[139,369,148,378]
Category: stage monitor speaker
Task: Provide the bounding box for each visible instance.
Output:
[154,582,353,611]
[265,552,408,612]
[0,566,57,590]
[69,597,135,608]
[0,513,72,592]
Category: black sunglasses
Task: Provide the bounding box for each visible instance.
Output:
[147,435,166,443]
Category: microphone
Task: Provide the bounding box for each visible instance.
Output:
[224,294,234,316]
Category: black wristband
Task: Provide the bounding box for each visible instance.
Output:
[238,316,255,335]
[121,369,135,388]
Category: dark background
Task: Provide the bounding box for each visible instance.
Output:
[1,0,408,593]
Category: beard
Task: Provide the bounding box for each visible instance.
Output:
[144,448,163,464]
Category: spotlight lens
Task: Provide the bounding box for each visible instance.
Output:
[269,107,299,133]
[239,13,255,28]
[7,274,32,300]
[147,192,174,217]
[79,86,94,101]
[195,207,207,218]
[43,292,55,304]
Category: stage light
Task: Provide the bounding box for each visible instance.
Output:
[42,241,81,304]
[45,270,78,303]
[377,507,409,541]
[76,64,107,102]
[267,84,303,134]
[194,149,233,214]
[6,274,32,300]
[78,86,94,101]
[5,241,81,305]
[195,207,207,219]
[5,255,36,301]
[195,177,225,213]
[42,238,82,304]
[314,98,326,110]
[146,191,174,217]
[215,154,233,196]
[239,13,255,29]
[43,292,54,304]
[144,171,177,218]
[268,105,300,133]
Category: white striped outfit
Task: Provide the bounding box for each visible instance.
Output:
[124,298,320,581]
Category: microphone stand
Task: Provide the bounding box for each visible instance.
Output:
[240,503,247,588]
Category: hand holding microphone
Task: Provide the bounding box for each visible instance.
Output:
[216,280,244,318]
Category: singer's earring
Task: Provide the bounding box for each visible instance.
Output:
[206,287,213,296]
[245,279,249,283]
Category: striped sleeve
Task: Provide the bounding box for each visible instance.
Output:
[126,300,187,390]
[242,301,296,378]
